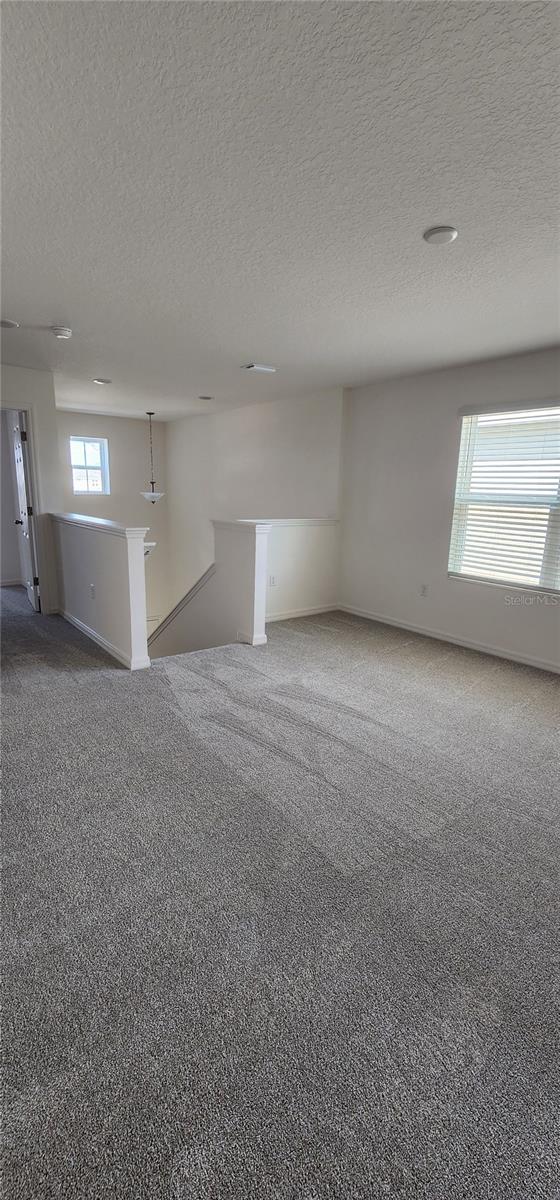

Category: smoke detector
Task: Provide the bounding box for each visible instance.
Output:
[51,326,73,339]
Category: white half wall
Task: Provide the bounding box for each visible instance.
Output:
[51,513,150,669]
[265,519,339,620]
[164,389,343,607]
[340,348,560,672]
[56,410,171,632]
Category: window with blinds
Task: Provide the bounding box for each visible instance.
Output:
[448,406,560,592]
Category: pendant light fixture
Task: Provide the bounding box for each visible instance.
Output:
[141,411,165,504]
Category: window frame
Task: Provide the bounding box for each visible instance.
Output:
[447,405,560,596]
[70,435,111,496]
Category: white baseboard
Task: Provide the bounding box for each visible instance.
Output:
[266,604,338,623]
[59,610,150,671]
[338,604,559,674]
[237,631,268,646]
[0,579,23,587]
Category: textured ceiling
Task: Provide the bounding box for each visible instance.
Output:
[2,1,559,419]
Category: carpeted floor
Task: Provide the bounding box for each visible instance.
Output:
[2,584,559,1199]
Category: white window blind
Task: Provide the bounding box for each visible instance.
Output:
[448,406,560,592]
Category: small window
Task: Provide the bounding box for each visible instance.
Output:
[70,436,110,495]
[448,406,560,592]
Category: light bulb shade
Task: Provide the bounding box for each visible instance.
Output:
[141,490,165,504]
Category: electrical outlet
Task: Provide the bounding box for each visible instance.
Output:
[420,584,428,596]
[269,574,278,587]
[90,584,95,599]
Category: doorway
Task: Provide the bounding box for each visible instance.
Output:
[1,408,40,611]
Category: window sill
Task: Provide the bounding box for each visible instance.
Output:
[448,572,559,599]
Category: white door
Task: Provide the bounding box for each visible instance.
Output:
[11,412,40,611]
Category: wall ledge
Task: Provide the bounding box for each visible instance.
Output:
[50,512,149,539]
[225,517,339,527]
[212,519,272,533]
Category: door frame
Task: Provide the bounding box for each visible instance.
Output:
[7,407,41,611]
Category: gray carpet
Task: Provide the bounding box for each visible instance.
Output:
[2,585,559,1199]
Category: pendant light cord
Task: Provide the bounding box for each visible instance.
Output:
[147,411,155,487]
[141,411,164,503]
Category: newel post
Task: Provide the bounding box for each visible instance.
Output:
[124,527,151,669]
[251,522,271,646]
[211,520,272,646]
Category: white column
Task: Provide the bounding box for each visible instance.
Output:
[212,520,271,646]
[125,528,151,669]
[251,523,270,645]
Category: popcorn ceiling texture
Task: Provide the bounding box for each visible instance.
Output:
[2,2,559,418]
[3,588,559,1198]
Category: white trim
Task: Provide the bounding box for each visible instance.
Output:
[267,604,338,622]
[448,571,559,598]
[338,604,559,675]
[59,610,151,670]
[50,512,149,539]
[237,631,268,646]
[0,579,23,587]
[70,434,111,496]
[248,518,339,527]
[212,519,272,534]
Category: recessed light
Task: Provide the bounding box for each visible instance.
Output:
[93,378,111,385]
[198,395,213,401]
[0,319,20,329]
[51,326,73,339]
[423,226,458,245]
[243,363,277,373]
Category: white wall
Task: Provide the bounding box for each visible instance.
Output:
[52,513,150,669]
[56,411,171,631]
[1,365,63,611]
[340,348,560,671]
[266,520,339,620]
[1,410,22,585]
[165,389,343,606]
